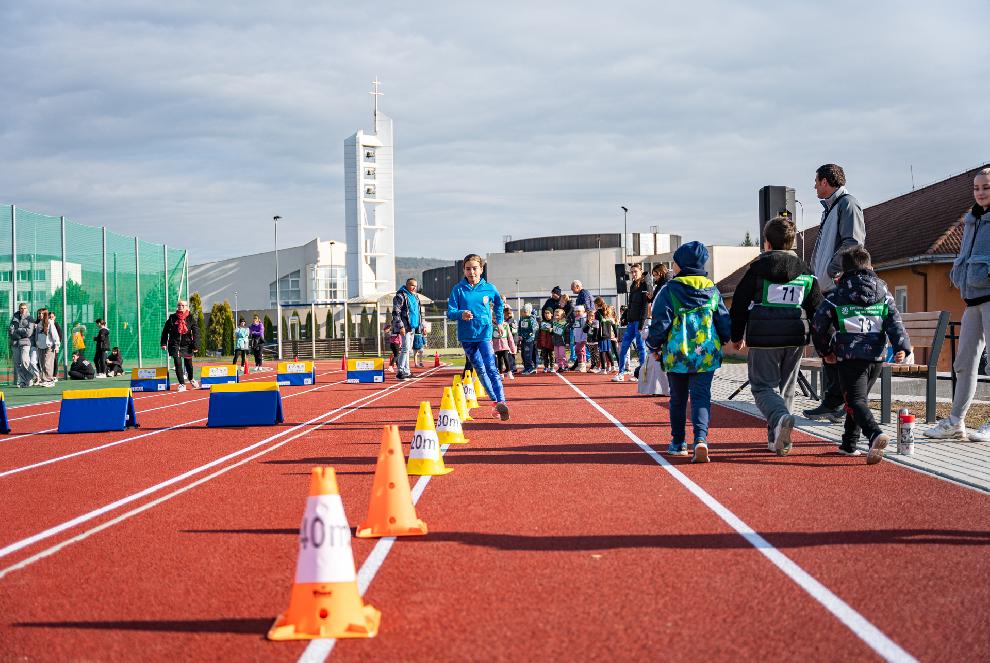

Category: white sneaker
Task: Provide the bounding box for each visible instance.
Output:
[191,379,200,389]
[94,373,106,379]
[176,384,187,392]
[968,422,990,443]
[923,418,965,440]
[774,414,795,456]
[867,433,889,465]
[611,373,626,382]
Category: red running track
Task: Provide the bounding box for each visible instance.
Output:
[0,364,987,661]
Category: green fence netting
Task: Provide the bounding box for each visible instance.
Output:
[1,204,187,380]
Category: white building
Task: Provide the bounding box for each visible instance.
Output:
[1,260,82,308]
[344,79,396,299]
[644,245,760,284]
[189,238,347,311]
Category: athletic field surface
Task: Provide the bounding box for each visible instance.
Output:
[1,361,987,661]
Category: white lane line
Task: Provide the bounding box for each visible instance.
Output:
[0,368,442,580]
[0,379,346,475]
[556,374,917,663]
[300,443,448,663]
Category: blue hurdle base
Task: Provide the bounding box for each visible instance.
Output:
[207,391,285,428]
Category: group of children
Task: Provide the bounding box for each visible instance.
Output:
[639,216,910,465]
[512,301,622,375]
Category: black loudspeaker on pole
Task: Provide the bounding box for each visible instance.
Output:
[758,186,796,247]
[614,264,628,294]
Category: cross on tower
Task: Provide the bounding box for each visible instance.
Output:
[369,78,383,122]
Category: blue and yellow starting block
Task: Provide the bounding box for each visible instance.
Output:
[346,357,385,384]
[276,360,316,386]
[207,382,284,428]
[130,367,170,392]
[0,392,9,434]
[199,365,239,389]
[58,388,139,434]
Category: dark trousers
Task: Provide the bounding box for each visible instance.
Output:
[540,348,554,370]
[821,362,844,409]
[233,349,248,367]
[496,350,511,373]
[836,359,883,448]
[170,349,195,385]
[94,348,108,375]
[521,339,536,372]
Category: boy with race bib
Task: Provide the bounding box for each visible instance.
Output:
[811,246,912,464]
[729,215,823,455]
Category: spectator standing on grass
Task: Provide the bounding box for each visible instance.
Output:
[391,278,424,381]
[612,263,650,382]
[68,351,95,380]
[925,167,990,442]
[249,314,264,369]
[730,215,823,456]
[34,308,60,387]
[804,163,866,423]
[233,318,250,370]
[160,300,199,392]
[8,303,35,387]
[93,318,110,378]
[447,253,510,421]
[646,242,731,463]
[811,247,911,464]
[49,311,64,376]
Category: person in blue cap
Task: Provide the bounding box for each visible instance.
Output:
[447,253,510,420]
[646,241,731,463]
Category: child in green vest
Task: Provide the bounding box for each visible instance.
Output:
[729,215,823,455]
[645,242,731,463]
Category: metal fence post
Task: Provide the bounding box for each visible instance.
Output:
[61,216,68,378]
[184,252,189,302]
[102,227,108,321]
[343,301,349,355]
[163,244,169,320]
[443,319,449,349]
[10,204,16,317]
[135,237,142,368]
[311,302,316,359]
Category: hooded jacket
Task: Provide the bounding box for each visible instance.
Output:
[391,285,423,335]
[8,312,35,347]
[729,251,824,348]
[950,203,990,305]
[811,269,912,362]
[646,276,731,352]
[625,278,650,323]
[447,277,504,343]
[811,187,866,291]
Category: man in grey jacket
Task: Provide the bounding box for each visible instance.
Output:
[803,164,866,422]
[8,302,37,387]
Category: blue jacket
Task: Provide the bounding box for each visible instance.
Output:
[391,285,423,335]
[950,204,990,303]
[645,276,731,352]
[447,278,504,343]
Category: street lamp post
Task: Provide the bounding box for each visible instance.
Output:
[274,215,282,360]
[620,206,628,306]
[596,235,601,299]
[233,290,238,324]
[515,278,520,311]
[795,199,805,262]
[328,240,336,343]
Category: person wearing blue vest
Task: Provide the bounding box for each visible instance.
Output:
[447,253,510,420]
[391,277,424,380]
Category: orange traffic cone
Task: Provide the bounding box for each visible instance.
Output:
[452,375,473,422]
[268,467,380,641]
[356,425,429,538]
[243,363,251,376]
[407,401,453,476]
[340,355,347,371]
[437,387,469,445]
[434,351,441,368]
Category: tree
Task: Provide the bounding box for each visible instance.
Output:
[741,232,755,247]
[206,303,226,353]
[324,310,334,339]
[264,315,274,341]
[190,292,207,356]
[303,311,313,341]
[281,316,289,341]
[359,308,371,338]
[222,300,235,356]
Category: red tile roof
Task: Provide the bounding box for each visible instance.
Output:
[718,164,987,297]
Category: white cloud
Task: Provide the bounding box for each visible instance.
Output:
[1,0,986,264]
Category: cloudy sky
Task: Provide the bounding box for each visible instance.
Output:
[2,1,986,264]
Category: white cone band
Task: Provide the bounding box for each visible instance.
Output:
[409,427,441,461]
[436,408,462,433]
[295,494,357,584]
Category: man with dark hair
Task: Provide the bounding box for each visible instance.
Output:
[811,246,912,462]
[542,286,563,316]
[804,163,866,422]
[730,215,823,454]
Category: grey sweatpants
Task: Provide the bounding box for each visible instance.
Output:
[748,346,804,432]
[951,301,990,423]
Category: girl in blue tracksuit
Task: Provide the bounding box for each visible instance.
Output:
[447,253,510,421]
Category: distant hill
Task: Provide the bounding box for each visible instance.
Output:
[395,257,452,288]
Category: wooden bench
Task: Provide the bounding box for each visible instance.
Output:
[800,310,950,424]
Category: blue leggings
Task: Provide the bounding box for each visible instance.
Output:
[462,340,506,403]
[618,320,647,372]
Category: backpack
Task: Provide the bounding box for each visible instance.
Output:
[661,291,722,374]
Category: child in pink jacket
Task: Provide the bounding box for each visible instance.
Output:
[492,318,518,381]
